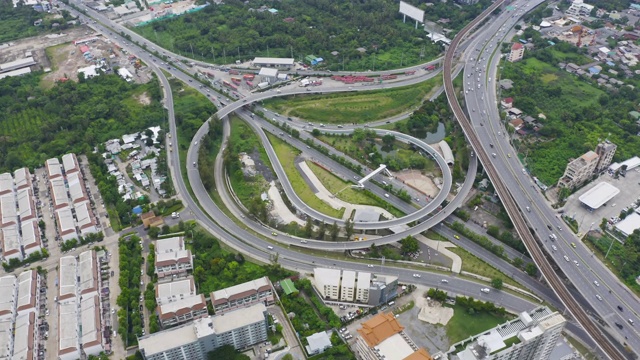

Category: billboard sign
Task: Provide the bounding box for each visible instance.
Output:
[399,1,424,23]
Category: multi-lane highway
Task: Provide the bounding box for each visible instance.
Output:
[444,0,633,358]
[63,0,639,356]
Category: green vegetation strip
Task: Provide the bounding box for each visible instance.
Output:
[445,303,511,344]
[307,162,404,218]
[448,247,520,288]
[263,77,441,124]
[267,133,344,218]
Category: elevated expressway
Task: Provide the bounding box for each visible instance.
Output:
[66,0,621,354]
[443,0,633,358]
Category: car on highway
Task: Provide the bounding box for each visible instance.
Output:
[412,274,421,278]
[441,279,448,283]
[618,306,624,311]
[563,255,569,262]
[368,264,374,268]
[454,235,460,239]
[596,294,603,301]
[480,288,490,293]
[267,246,274,250]
[629,319,635,326]
[551,245,557,251]
[573,260,580,267]
[571,242,576,248]
[271,232,277,236]
[594,281,600,287]
[615,322,623,329]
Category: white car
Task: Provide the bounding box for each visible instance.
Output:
[441,279,448,283]
[412,274,421,278]
[596,294,603,301]
[551,245,557,251]
[480,288,490,293]
[367,265,374,268]
[573,260,580,267]
[594,281,600,287]
[563,255,569,262]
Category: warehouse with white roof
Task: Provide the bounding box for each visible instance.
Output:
[17,188,36,222]
[0,275,17,320]
[80,295,104,357]
[155,236,193,278]
[62,153,80,174]
[75,201,98,236]
[50,177,69,210]
[16,270,38,315]
[58,301,80,360]
[78,251,99,298]
[252,57,294,69]
[13,311,36,360]
[0,173,13,195]
[1,225,22,261]
[67,172,89,204]
[21,220,42,257]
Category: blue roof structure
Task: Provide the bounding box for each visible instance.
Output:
[606,61,615,66]
[132,205,143,215]
[589,66,601,74]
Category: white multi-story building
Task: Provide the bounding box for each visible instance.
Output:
[448,307,566,360]
[314,268,341,300]
[155,237,193,279]
[340,270,356,302]
[210,276,274,314]
[565,0,594,17]
[139,303,268,360]
[313,268,397,306]
[156,277,207,328]
[558,151,599,189]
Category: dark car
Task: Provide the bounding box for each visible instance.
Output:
[615,322,623,329]
[618,305,624,311]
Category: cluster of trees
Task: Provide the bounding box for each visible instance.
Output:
[190,229,292,294]
[136,0,442,71]
[421,0,495,34]
[170,78,217,153]
[321,129,434,172]
[198,117,224,191]
[116,236,144,346]
[224,119,271,222]
[206,345,250,360]
[502,45,640,185]
[394,97,450,137]
[587,231,640,293]
[455,295,507,316]
[281,279,341,337]
[451,221,507,259]
[60,232,104,252]
[1,248,49,271]
[400,235,420,254]
[486,225,527,254]
[426,288,448,302]
[0,74,164,173]
[0,2,79,42]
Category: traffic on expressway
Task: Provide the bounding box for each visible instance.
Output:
[445,0,637,358]
[65,0,640,357]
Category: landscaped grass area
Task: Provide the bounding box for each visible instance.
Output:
[307,162,404,218]
[263,77,441,124]
[267,133,344,218]
[445,303,511,343]
[448,247,519,288]
[228,117,271,208]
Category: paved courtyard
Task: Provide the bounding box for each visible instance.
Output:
[561,169,640,234]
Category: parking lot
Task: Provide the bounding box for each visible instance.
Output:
[562,168,640,234]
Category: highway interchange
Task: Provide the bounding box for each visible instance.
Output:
[63,0,640,357]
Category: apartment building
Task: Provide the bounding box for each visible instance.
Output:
[565,0,594,17]
[508,43,524,63]
[155,236,193,279]
[314,268,341,300]
[558,151,599,189]
[210,276,274,314]
[448,307,565,360]
[139,303,268,360]
[595,140,617,173]
[156,277,207,328]
[313,268,398,306]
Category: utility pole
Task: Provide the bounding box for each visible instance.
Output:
[223,48,226,64]
[267,44,269,57]
[190,43,194,59]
